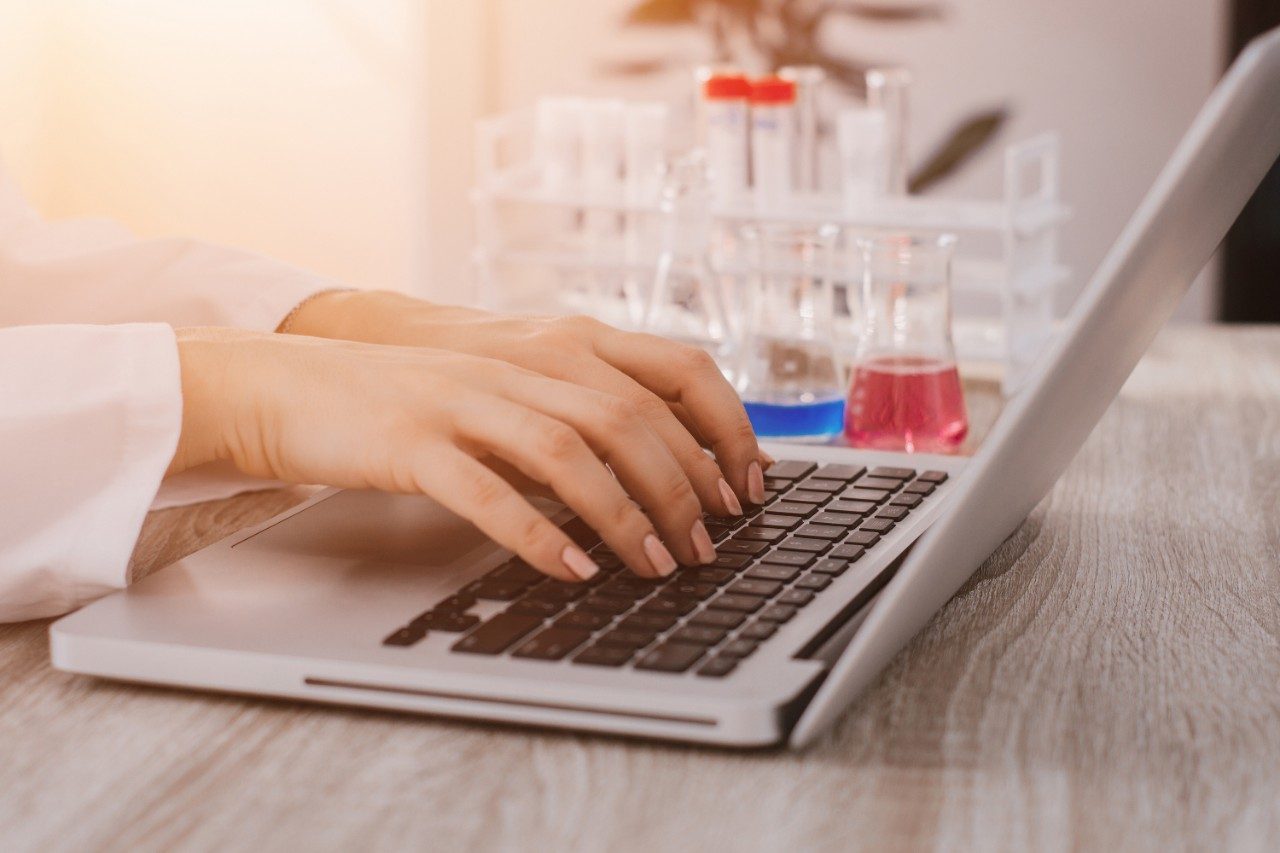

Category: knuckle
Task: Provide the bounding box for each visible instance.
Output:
[467,473,509,511]
[537,422,584,461]
[678,345,718,374]
[597,394,641,430]
[518,514,555,552]
[607,497,643,532]
[663,471,699,510]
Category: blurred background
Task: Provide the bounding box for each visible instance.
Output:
[0,0,1272,321]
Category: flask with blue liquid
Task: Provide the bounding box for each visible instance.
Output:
[734,222,845,441]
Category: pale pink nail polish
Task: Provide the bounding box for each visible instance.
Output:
[690,519,716,564]
[717,478,743,516]
[643,534,678,577]
[747,460,765,505]
[561,545,600,581]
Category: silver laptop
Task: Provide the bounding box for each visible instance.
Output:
[50,28,1280,749]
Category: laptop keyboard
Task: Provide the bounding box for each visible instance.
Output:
[382,461,948,678]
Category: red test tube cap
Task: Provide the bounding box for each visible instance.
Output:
[750,75,797,105]
[703,73,751,101]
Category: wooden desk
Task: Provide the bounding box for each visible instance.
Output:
[3,325,1278,850]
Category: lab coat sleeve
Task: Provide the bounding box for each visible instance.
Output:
[0,323,181,622]
[0,164,338,331]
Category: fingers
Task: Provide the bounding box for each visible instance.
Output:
[448,397,683,579]
[409,444,598,584]
[588,329,766,504]
[498,374,714,567]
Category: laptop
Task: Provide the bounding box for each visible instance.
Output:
[50,28,1280,749]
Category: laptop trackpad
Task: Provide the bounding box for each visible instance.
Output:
[231,489,562,568]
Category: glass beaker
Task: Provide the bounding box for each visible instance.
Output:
[845,233,968,453]
[644,152,734,366]
[735,222,845,441]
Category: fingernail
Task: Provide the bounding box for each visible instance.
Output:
[717,478,743,516]
[690,519,716,564]
[561,545,600,581]
[760,450,776,467]
[747,460,765,505]
[643,534,678,577]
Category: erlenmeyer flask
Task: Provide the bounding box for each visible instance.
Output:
[644,152,733,367]
[845,233,968,452]
[735,223,845,441]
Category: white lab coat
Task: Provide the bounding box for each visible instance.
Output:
[0,164,333,622]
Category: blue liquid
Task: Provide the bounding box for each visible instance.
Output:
[743,396,845,440]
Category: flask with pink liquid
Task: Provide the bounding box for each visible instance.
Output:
[845,233,968,453]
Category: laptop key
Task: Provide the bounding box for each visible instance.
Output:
[810,559,849,576]
[777,589,815,608]
[765,460,816,480]
[598,578,659,599]
[412,611,481,632]
[689,567,737,584]
[718,540,769,556]
[696,657,739,678]
[868,466,915,480]
[740,621,779,641]
[763,476,793,491]
[573,645,635,667]
[795,574,832,591]
[814,464,866,481]
[917,470,949,483]
[842,488,890,503]
[876,506,909,521]
[812,511,860,527]
[635,642,705,673]
[758,604,797,623]
[754,513,801,530]
[689,609,746,629]
[795,523,845,540]
[861,518,895,534]
[559,516,602,550]
[669,625,730,646]
[829,543,866,561]
[525,584,588,604]
[760,550,815,568]
[728,579,783,598]
[720,639,759,658]
[640,595,698,616]
[578,595,635,615]
[902,481,936,496]
[827,500,876,516]
[845,530,881,547]
[889,493,922,508]
[783,489,829,505]
[745,564,802,582]
[856,476,904,491]
[597,628,658,648]
[620,612,679,631]
[708,593,767,613]
[769,501,817,518]
[430,593,476,613]
[778,536,829,554]
[506,599,566,618]
[797,477,844,493]
[665,580,719,601]
[383,627,426,647]
[554,610,613,631]
[451,614,543,655]
[734,526,786,542]
[488,559,545,584]
[512,627,591,660]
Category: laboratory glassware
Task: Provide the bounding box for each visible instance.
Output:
[837,108,890,211]
[750,75,797,212]
[701,72,751,206]
[778,65,826,193]
[735,222,845,441]
[622,102,669,326]
[581,100,630,325]
[845,233,969,452]
[645,152,734,365]
[866,69,911,196]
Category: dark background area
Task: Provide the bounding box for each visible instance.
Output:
[1223,0,1280,321]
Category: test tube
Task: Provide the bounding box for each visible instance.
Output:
[750,75,797,212]
[581,99,627,322]
[701,72,751,207]
[534,96,585,198]
[837,108,890,211]
[623,102,668,325]
[779,65,826,193]
[866,68,911,196]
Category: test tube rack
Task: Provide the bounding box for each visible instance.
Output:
[471,105,1071,396]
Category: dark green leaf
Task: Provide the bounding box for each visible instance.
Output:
[909,107,1009,193]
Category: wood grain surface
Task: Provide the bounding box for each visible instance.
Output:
[1,325,1278,852]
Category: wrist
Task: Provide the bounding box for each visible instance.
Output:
[168,327,250,476]
[282,289,466,347]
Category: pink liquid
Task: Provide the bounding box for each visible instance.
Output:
[844,356,968,453]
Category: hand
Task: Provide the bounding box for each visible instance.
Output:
[284,290,769,515]
[171,327,733,582]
